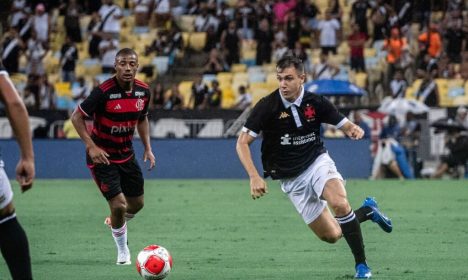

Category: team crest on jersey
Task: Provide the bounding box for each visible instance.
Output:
[135,91,145,97]
[136,98,145,111]
[303,104,316,122]
[279,112,290,119]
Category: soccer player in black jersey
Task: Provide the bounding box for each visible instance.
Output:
[0,63,35,280]
[72,48,155,265]
[236,56,392,279]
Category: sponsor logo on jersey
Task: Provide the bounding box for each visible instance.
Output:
[304,104,316,122]
[280,134,291,145]
[111,124,131,134]
[279,112,290,119]
[280,132,316,145]
[109,93,122,99]
[113,104,122,110]
[135,91,145,97]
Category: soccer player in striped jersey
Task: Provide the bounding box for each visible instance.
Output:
[0,62,35,279]
[72,48,155,265]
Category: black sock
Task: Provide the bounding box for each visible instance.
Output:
[336,211,366,265]
[0,215,33,280]
[354,206,373,223]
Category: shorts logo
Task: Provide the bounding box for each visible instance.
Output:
[280,134,291,145]
[136,99,144,111]
[279,112,290,119]
[109,93,121,99]
[100,183,109,192]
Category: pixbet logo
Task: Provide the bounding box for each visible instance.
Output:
[111,124,131,134]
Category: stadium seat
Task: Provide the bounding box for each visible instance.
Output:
[178,15,196,32]
[230,63,247,73]
[216,72,233,85]
[189,32,207,52]
[178,80,194,108]
[220,86,236,109]
[55,82,72,97]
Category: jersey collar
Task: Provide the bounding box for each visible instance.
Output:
[279,86,304,109]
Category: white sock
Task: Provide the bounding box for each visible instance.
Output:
[125,213,135,222]
[111,222,128,252]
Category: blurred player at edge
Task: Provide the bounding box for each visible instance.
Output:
[0,61,35,279]
[236,55,392,279]
[71,48,155,265]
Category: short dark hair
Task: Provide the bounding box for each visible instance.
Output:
[115,48,138,59]
[276,55,305,74]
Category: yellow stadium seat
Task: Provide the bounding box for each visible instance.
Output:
[178,81,194,107]
[55,82,72,97]
[216,72,233,85]
[231,63,247,73]
[178,15,196,32]
[221,86,236,109]
[189,32,207,52]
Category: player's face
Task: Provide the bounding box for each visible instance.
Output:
[115,54,139,83]
[277,66,305,102]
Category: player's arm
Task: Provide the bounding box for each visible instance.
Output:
[0,74,35,191]
[71,106,110,165]
[136,116,155,170]
[236,131,268,200]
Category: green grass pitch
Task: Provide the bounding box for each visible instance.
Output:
[1,179,468,279]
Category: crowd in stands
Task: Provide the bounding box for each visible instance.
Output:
[1,0,468,112]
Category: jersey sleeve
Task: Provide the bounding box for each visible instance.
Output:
[319,96,346,126]
[243,97,269,137]
[138,88,151,121]
[78,87,105,118]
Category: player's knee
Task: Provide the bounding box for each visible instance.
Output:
[330,199,351,217]
[319,232,341,244]
[110,200,127,216]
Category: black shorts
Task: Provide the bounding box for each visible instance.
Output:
[89,156,144,200]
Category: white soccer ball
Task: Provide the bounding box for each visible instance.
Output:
[136,245,173,280]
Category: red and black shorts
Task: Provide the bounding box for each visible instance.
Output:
[89,155,144,200]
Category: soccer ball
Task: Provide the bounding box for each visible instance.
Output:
[136,245,173,280]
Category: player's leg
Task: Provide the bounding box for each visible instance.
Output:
[322,178,371,279]
[0,165,32,280]
[90,163,131,265]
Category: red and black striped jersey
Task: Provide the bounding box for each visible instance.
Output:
[78,77,150,163]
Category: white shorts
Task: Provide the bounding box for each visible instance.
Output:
[280,153,343,225]
[0,160,14,209]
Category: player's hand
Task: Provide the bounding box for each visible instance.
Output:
[250,176,268,200]
[88,146,110,165]
[143,149,156,170]
[345,124,364,140]
[16,158,35,192]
